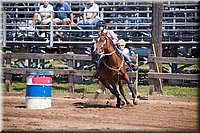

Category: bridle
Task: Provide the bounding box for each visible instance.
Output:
[96,36,124,73]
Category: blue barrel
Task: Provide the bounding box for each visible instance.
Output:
[26,85,52,98]
[26,70,53,109]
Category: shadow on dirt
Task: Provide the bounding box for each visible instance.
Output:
[73,102,114,108]
[15,105,26,108]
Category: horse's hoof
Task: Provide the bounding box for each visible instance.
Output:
[116,104,121,108]
[133,98,139,105]
[120,100,125,106]
[106,101,109,104]
[126,102,131,105]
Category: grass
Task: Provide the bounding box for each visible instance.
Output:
[1,82,199,98]
[163,85,199,98]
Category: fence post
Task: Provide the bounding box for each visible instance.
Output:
[168,46,178,85]
[151,1,163,94]
[67,52,75,93]
[148,54,155,95]
[134,54,138,95]
[5,51,12,92]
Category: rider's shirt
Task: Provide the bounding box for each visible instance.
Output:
[98,29,118,44]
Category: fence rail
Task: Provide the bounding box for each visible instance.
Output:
[2,52,138,93]
[148,73,199,81]
[148,55,200,94]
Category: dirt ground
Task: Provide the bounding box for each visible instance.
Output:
[2,92,199,132]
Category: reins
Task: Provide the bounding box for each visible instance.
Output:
[103,56,124,72]
[100,50,115,58]
[100,36,124,73]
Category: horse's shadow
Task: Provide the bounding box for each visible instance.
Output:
[15,105,26,108]
[73,102,114,109]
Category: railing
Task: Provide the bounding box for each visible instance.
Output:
[1,0,199,48]
[2,52,139,93]
[148,55,200,94]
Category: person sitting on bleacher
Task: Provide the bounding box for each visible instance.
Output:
[77,0,100,37]
[29,0,54,37]
[53,0,75,37]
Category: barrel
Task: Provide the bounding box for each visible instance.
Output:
[26,70,53,109]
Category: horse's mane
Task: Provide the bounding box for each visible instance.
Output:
[107,36,123,60]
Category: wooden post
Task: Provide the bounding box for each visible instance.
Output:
[134,54,138,95]
[151,1,163,94]
[148,54,155,95]
[169,46,178,85]
[32,47,39,68]
[67,52,75,93]
[129,54,138,95]
[5,51,12,92]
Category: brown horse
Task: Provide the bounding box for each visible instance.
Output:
[93,35,138,108]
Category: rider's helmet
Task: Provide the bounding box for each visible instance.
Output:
[96,20,107,28]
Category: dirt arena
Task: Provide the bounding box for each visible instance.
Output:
[2,92,199,132]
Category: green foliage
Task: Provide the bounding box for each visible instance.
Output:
[180,69,200,74]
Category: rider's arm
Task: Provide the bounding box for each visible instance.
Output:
[122,48,130,56]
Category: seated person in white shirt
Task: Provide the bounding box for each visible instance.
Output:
[77,0,100,37]
[30,0,54,31]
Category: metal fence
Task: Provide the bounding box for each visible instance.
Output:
[1,0,199,48]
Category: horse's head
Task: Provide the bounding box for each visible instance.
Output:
[93,35,113,55]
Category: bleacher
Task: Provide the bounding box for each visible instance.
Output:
[1,0,199,53]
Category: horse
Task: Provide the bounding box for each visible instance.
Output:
[93,35,138,108]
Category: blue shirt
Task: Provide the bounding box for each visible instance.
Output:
[54,3,72,20]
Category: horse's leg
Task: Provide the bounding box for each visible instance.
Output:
[128,81,138,105]
[102,81,122,108]
[118,80,130,105]
[124,74,138,105]
[110,82,125,107]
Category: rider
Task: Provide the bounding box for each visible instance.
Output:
[118,39,134,83]
[94,20,137,78]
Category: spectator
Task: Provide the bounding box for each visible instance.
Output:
[77,0,100,37]
[53,0,75,37]
[30,0,54,36]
